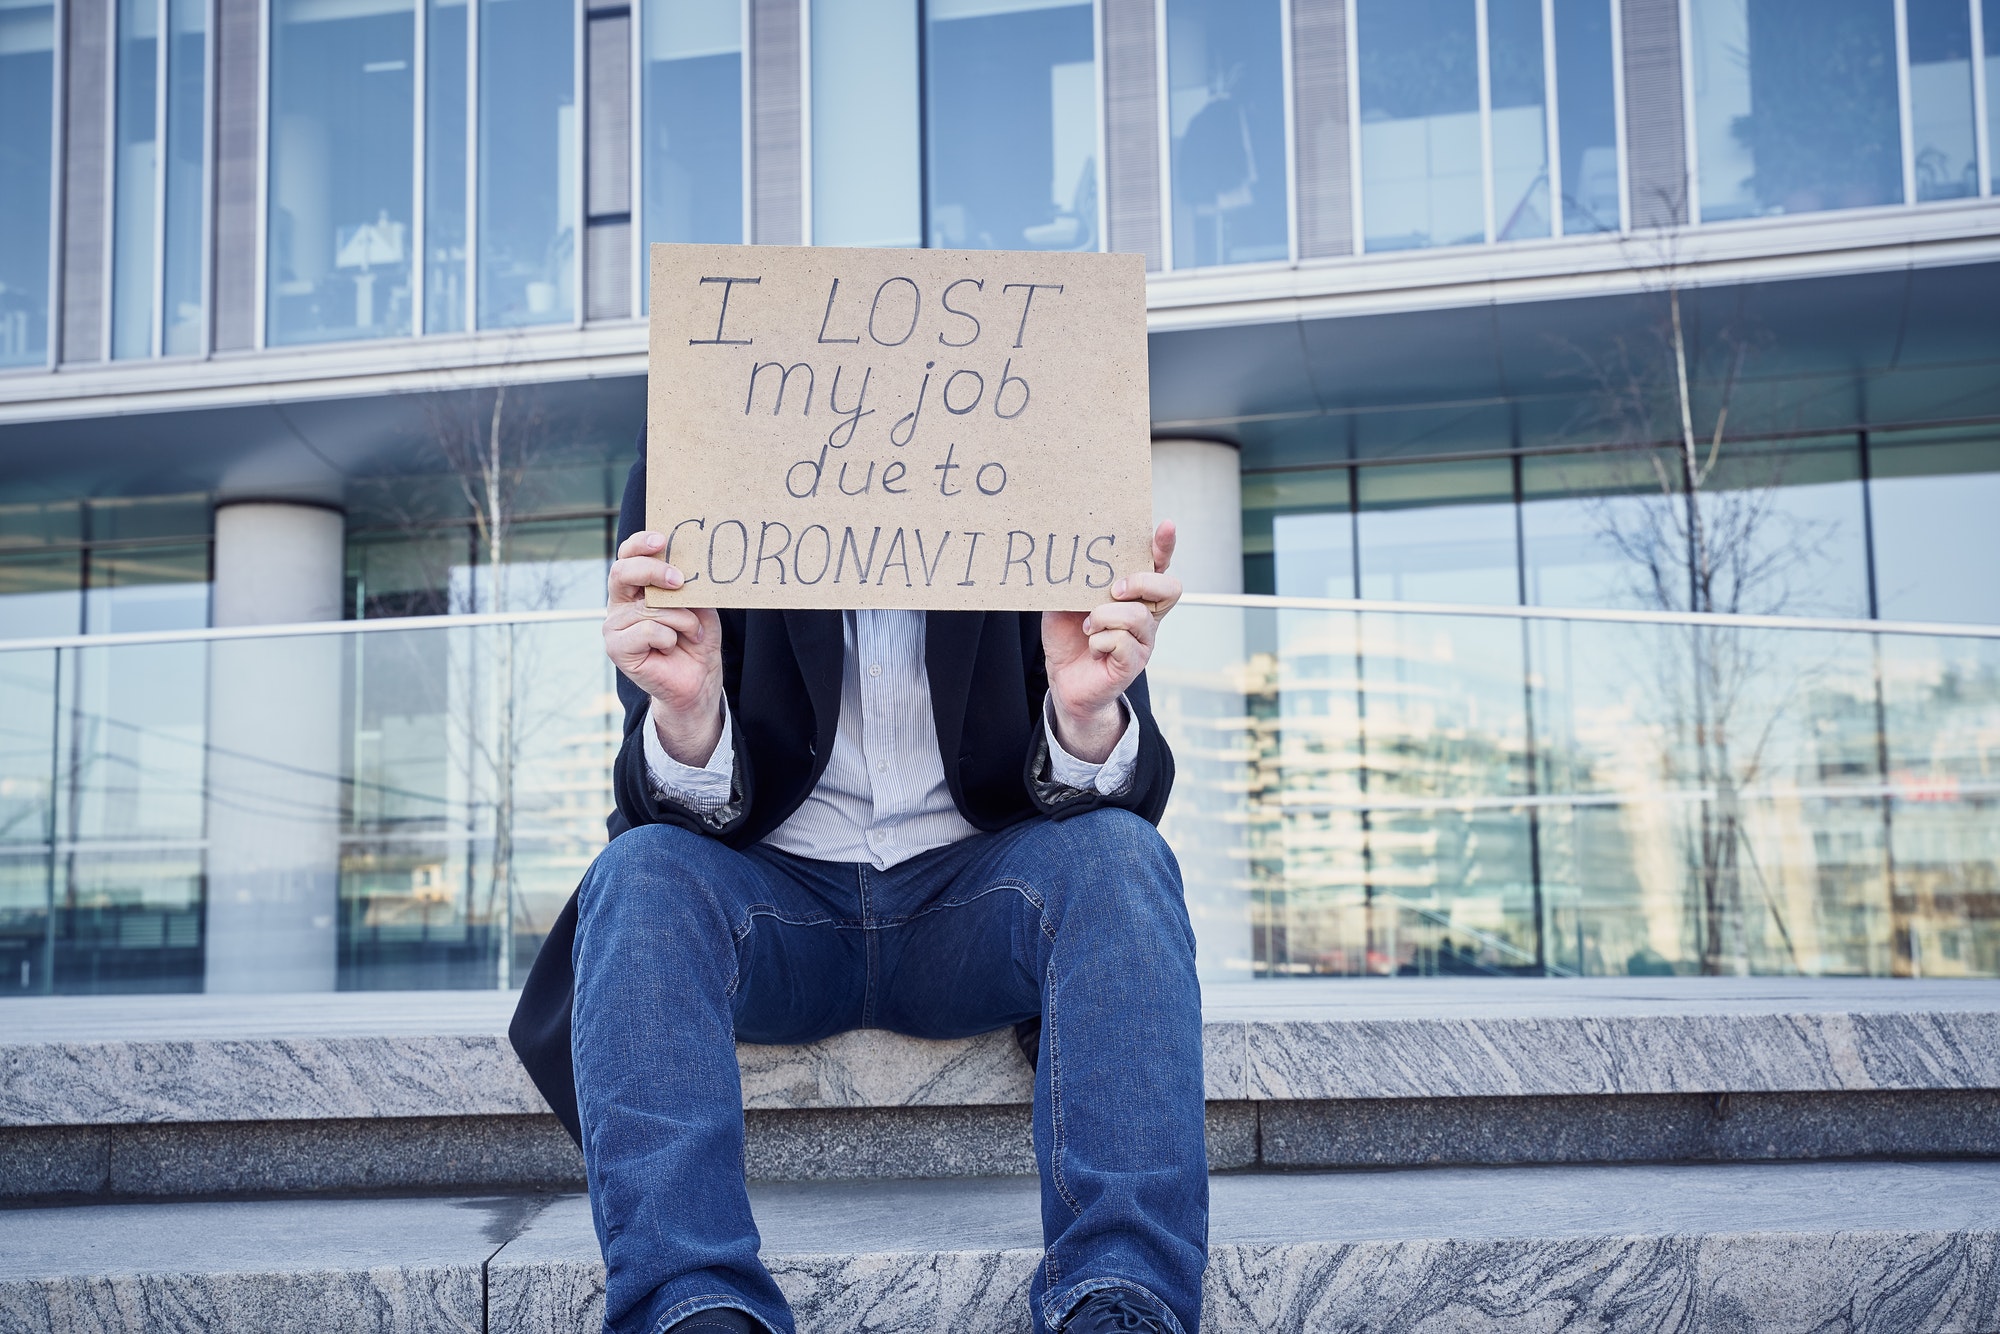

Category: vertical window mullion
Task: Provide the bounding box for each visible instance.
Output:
[1281,0,1299,261]
[629,0,642,304]
[414,0,428,336]
[1477,0,1494,242]
[253,0,269,346]
[464,0,478,332]
[1895,0,1917,203]
[1541,0,1560,235]
[200,0,216,355]
[1343,0,1360,251]
[574,0,586,324]
[152,0,168,356]
[1608,0,1627,229]
[1971,0,1993,193]
[1153,0,1172,267]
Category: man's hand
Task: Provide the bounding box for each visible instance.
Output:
[1041,521,1182,764]
[603,531,726,767]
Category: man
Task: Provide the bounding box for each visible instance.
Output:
[510,438,1206,1334]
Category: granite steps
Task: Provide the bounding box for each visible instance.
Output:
[7,979,2000,1201]
[5,1160,2000,1333]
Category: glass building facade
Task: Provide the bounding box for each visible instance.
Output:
[2,0,1998,995]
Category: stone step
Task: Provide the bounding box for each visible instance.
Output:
[6,978,2000,1201]
[5,1160,1999,1333]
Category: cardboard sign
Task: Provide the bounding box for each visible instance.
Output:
[644,244,1152,611]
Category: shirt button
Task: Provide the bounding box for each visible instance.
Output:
[876,760,889,773]
[868,663,882,677]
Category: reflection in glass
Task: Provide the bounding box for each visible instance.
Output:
[1868,432,2000,624]
[1356,0,1482,251]
[1250,468,1354,598]
[811,0,919,247]
[0,551,82,639]
[1166,0,1288,267]
[1690,0,1902,222]
[1701,442,1869,619]
[926,0,1097,251]
[1355,458,1519,604]
[1520,450,1675,610]
[0,0,55,368]
[268,0,416,344]
[63,640,209,992]
[480,0,576,326]
[84,543,210,635]
[162,0,206,355]
[643,0,743,262]
[1552,0,1620,233]
[112,0,159,359]
[426,0,469,333]
[1907,0,1978,201]
[1489,0,1551,241]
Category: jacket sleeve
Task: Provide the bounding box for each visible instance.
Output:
[1015,613,1176,826]
[605,431,758,843]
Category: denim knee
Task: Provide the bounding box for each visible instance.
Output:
[1044,809,1190,941]
[578,822,739,933]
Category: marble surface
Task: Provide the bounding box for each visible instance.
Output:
[0,1193,514,1334]
[490,1160,2000,1334]
[8,1162,1999,1332]
[6,979,1999,1127]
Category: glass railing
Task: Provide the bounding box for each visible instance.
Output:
[2,596,1995,995]
[1149,597,2000,981]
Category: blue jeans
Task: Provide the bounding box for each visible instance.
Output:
[570,808,1208,1334]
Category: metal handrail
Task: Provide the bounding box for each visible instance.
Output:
[2,593,1999,654]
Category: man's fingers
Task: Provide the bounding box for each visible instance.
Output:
[617,530,667,561]
[1082,601,1155,642]
[605,620,678,665]
[1086,628,1142,665]
[1109,571,1181,619]
[607,555,685,604]
[603,602,706,640]
[1152,520,1177,575]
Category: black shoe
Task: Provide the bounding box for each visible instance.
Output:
[1062,1289,1172,1333]
[664,1308,759,1334]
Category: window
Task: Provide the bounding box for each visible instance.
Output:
[112,0,159,359]
[1165,0,1289,267]
[1489,0,1553,241]
[642,0,744,259]
[1869,431,2000,624]
[1552,0,1620,233]
[810,0,921,247]
[479,0,577,326]
[0,0,55,368]
[425,0,469,333]
[112,0,207,359]
[1356,458,1519,604]
[1907,0,1979,201]
[267,0,417,344]
[925,0,1098,251]
[1690,0,1902,222]
[1356,0,1484,251]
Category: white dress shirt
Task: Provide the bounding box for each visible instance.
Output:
[643,609,1139,869]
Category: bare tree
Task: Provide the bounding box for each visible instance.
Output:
[1558,191,1837,975]
[360,382,594,987]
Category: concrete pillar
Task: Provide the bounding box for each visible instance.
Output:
[1150,437,1243,595]
[1149,438,1252,980]
[203,502,346,993]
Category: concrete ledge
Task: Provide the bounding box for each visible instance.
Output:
[5,1161,1998,1333]
[10,1089,2000,1202]
[7,980,1999,1128]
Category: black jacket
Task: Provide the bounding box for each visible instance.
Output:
[508,435,1175,1145]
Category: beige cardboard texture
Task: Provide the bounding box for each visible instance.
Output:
[645,243,1153,611]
